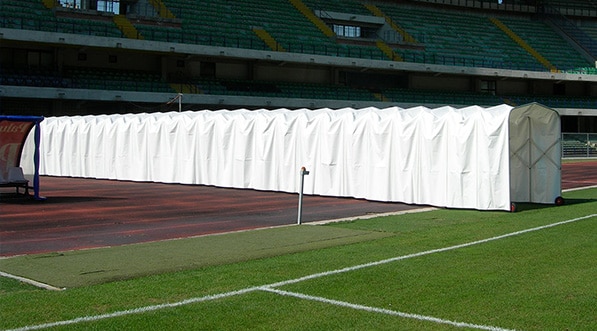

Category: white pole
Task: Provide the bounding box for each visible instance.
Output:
[297,166,309,225]
[528,116,532,202]
[178,93,182,112]
[167,93,183,112]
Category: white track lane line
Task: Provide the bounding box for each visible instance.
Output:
[261,287,517,331]
[5,213,596,331]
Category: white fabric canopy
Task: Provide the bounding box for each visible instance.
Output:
[21,104,561,211]
[509,103,561,205]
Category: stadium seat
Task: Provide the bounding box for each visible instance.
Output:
[497,16,591,71]
[0,167,31,195]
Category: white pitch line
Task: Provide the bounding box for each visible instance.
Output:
[266,213,597,288]
[0,271,63,292]
[5,213,596,331]
[306,207,438,225]
[4,287,260,331]
[261,287,517,331]
[563,184,597,192]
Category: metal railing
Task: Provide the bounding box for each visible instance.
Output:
[562,133,597,158]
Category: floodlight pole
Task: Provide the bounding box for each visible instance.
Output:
[297,166,310,225]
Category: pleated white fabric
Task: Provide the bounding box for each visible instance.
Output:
[21,104,560,211]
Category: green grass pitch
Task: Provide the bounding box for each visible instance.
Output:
[1,187,596,330]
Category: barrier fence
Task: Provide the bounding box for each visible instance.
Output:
[562,133,597,158]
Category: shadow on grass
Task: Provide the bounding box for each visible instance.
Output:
[512,198,596,212]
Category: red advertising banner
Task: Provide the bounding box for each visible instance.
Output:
[0,120,35,178]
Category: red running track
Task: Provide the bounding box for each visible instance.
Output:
[1,161,596,257]
[0,177,421,257]
[561,161,597,190]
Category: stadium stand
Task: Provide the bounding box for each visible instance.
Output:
[0,68,71,88]
[581,21,597,41]
[66,68,173,92]
[0,0,122,37]
[496,16,590,71]
[0,0,596,133]
[303,0,371,16]
[382,88,505,106]
[373,3,543,69]
[561,133,597,157]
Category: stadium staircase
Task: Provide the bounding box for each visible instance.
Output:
[373,92,390,102]
[148,0,176,19]
[375,40,403,61]
[489,17,557,72]
[190,78,227,95]
[541,5,597,61]
[284,0,390,60]
[113,15,144,39]
[364,3,417,44]
[159,0,267,49]
[495,16,593,72]
[288,0,335,37]
[253,28,286,52]
[41,0,57,9]
[170,83,200,94]
[372,3,523,69]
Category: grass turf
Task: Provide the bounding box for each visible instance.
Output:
[0,188,595,330]
[0,225,393,288]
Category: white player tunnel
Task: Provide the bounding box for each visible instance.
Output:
[22,103,562,211]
